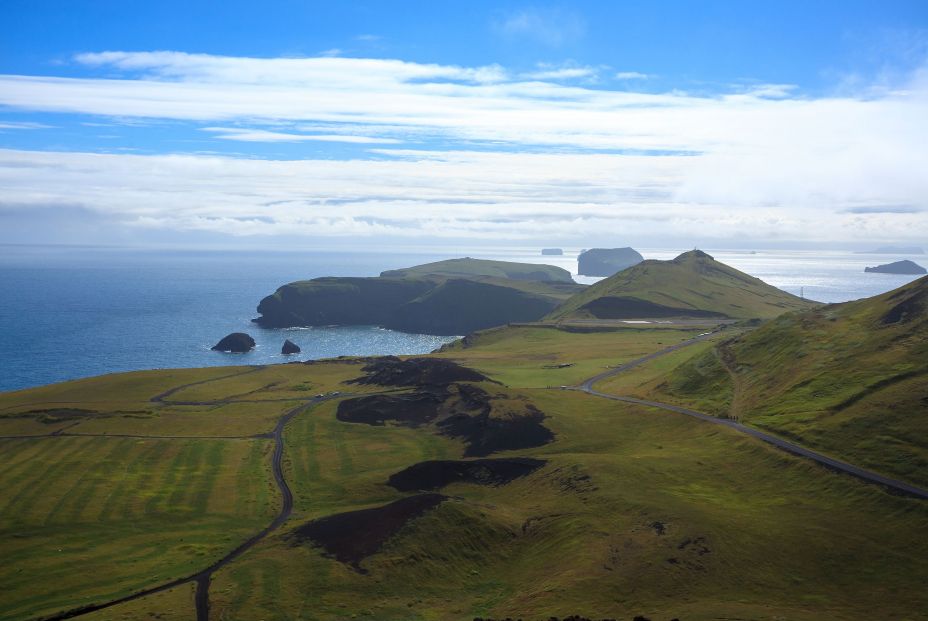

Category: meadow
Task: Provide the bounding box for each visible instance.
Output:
[1,323,926,620]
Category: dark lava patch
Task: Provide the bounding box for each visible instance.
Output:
[289,493,447,570]
[336,390,446,427]
[348,356,491,387]
[337,383,554,456]
[387,457,547,491]
[440,400,554,457]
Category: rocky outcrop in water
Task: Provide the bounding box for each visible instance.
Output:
[211,332,255,353]
[281,339,301,355]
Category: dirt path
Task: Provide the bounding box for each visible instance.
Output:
[34,393,333,621]
[576,334,928,500]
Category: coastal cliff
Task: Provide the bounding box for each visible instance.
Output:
[254,258,584,335]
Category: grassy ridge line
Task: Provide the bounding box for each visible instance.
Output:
[379,257,575,283]
[577,333,928,499]
[642,275,928,487]
[550,250,815,321]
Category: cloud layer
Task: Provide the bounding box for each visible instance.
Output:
[0,51,926,244]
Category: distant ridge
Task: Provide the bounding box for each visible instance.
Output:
[550,249,814,321]
[657,274,928,488]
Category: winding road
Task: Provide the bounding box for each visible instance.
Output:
[575,331,928,500]
[25,329,928,620]
[33,378,340,621]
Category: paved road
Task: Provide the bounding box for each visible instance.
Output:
[576,334,928,500]
[35,387,338,621]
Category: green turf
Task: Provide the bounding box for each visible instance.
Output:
[380,257,575,284]
[647,276,928,488]
[2,323,927,620]
[0,434,274,621]
[436,324,707,388]
[549,249,815,321]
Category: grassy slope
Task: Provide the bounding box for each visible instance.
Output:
[435,324,709,388]
[210,387,928,620]
[634,276,928,487]
[3,327,928,620]
[0,362,369,621]
[380,257,575,283]
[257,266,583,333]
[550,250,814,321]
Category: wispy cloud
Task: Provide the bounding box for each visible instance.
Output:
[523,63,598,81]
[614,71,651,80]
[0,50,926,244]
[493,7,586,47]
[0,121,51,130]
[202,127,401,143]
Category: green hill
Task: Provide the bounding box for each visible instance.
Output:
[635,275,928,487]
[1,327,927,620]
[380,257,574,283]
[255,258,584,335]
[549,250,815,321]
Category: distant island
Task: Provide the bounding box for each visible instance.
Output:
[865,260,927,275]
[857,246,924,254]
[254,257,584,335]
[541,248,563,255]
[577,247,643,277]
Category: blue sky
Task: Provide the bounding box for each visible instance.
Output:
[0,1,927,247]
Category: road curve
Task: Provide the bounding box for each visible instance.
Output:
[576,333,928,500]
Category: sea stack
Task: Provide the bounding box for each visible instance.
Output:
[578,247,644,277]
[864,260,927,275]
[282,339,301,355]
[541,248,563,256]
[211,332,256,353]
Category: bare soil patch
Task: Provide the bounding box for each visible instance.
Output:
[348,356,490,386]
[289,493,448,570]
[387,457,546,491]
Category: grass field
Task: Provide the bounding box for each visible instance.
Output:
[207,388,928,620]
[0,435,274,620]
[436,324,711,388]
[2,323,927,620]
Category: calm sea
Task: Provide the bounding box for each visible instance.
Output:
[0,245,922,393]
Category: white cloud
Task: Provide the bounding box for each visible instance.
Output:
[201,127,401,143]
[0,121,51,130]
[523,63,598,80]
[0,147,925,245]
[493,8,586,47]
[614,71,651,80]
[0,50,926,244]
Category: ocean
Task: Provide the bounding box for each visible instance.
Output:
[0,244,923,393]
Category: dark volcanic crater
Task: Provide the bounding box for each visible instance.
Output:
[388,457,547,491]
[289,493,448,570]
[348,356,491,387]
[336,390,446,427]
[336,383,554,456]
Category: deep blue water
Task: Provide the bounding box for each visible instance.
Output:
[0,246,460,393]
[0,245,923,393]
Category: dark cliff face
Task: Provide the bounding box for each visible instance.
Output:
[254,277,435,328]
[577,247,644,277]
[383,279,560,335]
[864,260,927,275]
[254,276,563,336]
